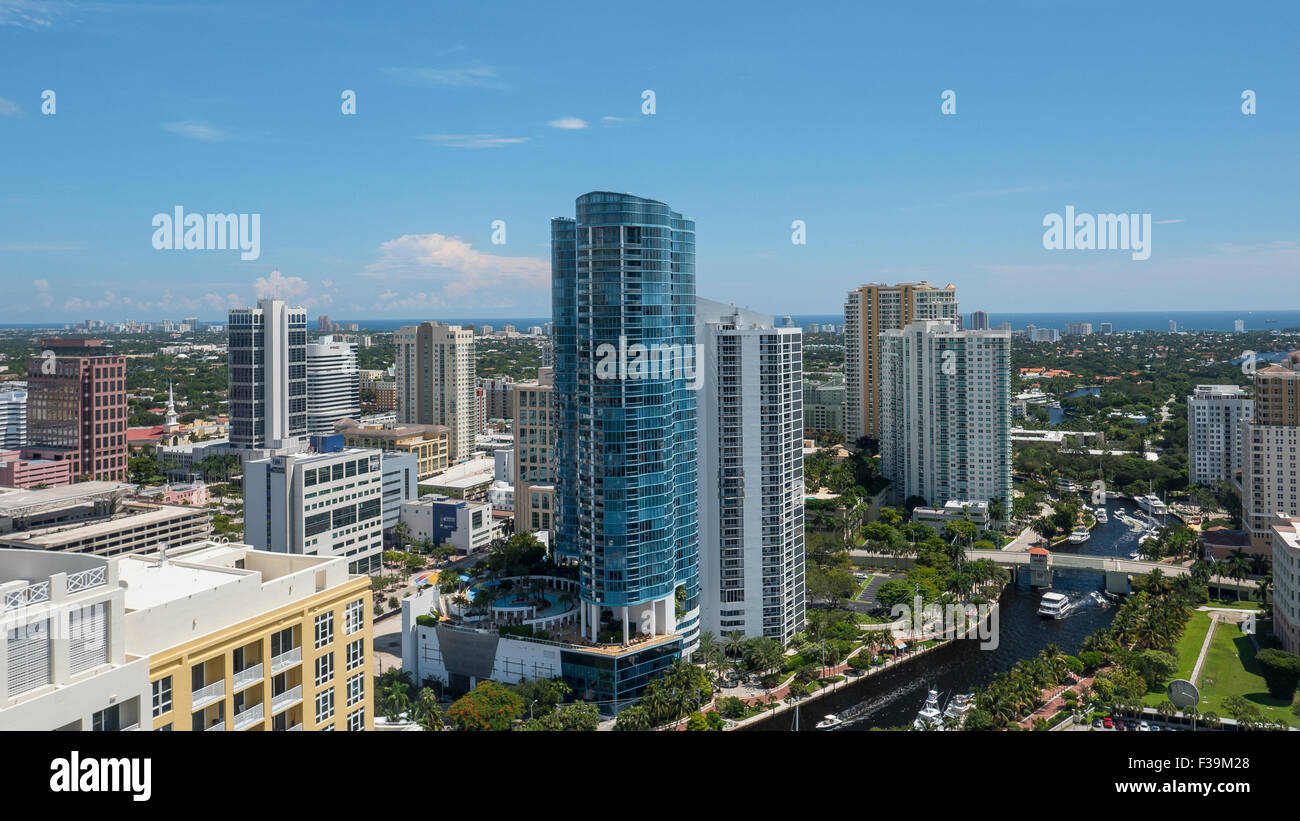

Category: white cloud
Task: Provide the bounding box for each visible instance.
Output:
[254,269,313,302]
[380,66,505,89]
[362,233,548,311]
[0,97,21,116]
[1155,219,1185,225]
[602,115,635,123]
[547,116,588,130]
[33,278,51,306]
[417,133,529,149]
[204,292,243,313]
[163,121,232,141]
[63,290,116,312]
[0,0,67,29]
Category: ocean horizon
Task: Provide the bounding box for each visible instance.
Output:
[4,309,1299,334]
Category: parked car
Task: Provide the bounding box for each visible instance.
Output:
[1138,720,1151,731]
[1103,717,1113,728]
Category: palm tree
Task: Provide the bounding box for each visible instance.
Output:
[411,688,444,731]
[723,630,747,661]
[382,679,412,720]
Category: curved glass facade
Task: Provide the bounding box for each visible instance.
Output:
[552,192,699,632]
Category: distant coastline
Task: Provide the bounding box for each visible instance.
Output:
[3,309,1298,334]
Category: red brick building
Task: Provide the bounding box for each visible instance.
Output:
[24,339,128,482]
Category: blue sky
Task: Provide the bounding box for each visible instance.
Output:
[1,0,1297,322]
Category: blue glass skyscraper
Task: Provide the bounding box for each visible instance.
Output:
[552,192,700,658]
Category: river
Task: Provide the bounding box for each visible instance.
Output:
[751,498,1155,731]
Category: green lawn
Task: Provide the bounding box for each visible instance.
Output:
[1197,623,1298,727]
[1202,597,1264,611]
[1143,610,1213,706]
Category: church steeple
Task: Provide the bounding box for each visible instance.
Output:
[163,381,180,432]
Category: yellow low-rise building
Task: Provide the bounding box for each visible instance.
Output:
[335,419,450,479]
[121,542,374,731]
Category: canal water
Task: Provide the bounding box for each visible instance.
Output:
[758,498,1155,731]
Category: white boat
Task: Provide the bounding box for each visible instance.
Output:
[943,693,975,722]
[1090,591,1109,607]
[1129,551,1141,560]
[1037,591,1075,619]
[1137,494,1168,517]
[914,689,945,730]
[1094,508,1108,523]
[815,714,844,730]
[1068,526,1091,544]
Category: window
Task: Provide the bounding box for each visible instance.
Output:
[314,612,334,649]
[157,723,173,732]
[152,676,173,717]
[345,600,363,634]
[92,705,120,732]
[270,627,295,658]
[316,688,334,723]
[347,707,365,731]
[346,672,364,707]
[346,638,364,671]
[315,653,334,686]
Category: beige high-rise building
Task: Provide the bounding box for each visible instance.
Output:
[844,282,958,442]
[1242,354,1300,552]
[512,367,554,535]
[395,322,476,459]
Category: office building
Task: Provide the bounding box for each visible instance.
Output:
[243,448,386,574]
[1272,514,1300,654]
[968,310,989,331]
[306,337,360,436]
[695,299,805,644]
[880,320,1012,509]
[394,322,476,459]
[844,282,958,442]
[1242,355,1300,552]
[552,191,700,662]
[399,495,498,555]
[24,339,127,482]
[1188,385,1253,486]
[513,368,555,535]
[481,376,514,421]
[0,388,26,449]
[228,299,308,449]
[803,376,846,435]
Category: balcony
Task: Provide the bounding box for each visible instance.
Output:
[191,680,225,710]
[286,723,303,731]
[232,702,264,731]
[232,663,263,692]
[270,685,302,715]
[270,647,302,675]
[204,720,225,732]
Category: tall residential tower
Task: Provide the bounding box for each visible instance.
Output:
[394,322,476,459]
[227,299,308,449]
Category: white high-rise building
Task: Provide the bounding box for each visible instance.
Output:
[394,322,476,459]
[696,299,805,644]
[0,387,27,449]
[306,336,360,436]
[1065,321,1093,336]
[228,298,308,449]
[844,282,958,442]
[1187,384,1253,486]
[1235,319,1245,333]
[244,448,388,574]
[880,320,1012,508]
[1243,357,1300,553]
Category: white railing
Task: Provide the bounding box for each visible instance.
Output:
[287,723,303,731]
[205,720,225,732]
[271,685,302,714]
[232,663,263,691]
[121,723,140,731]
[66,566,107,593]
[270,647,301,674]
[191,680,226,710]
[3,581,50,612]
[232,702,264,730]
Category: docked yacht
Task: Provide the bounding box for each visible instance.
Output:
[1037,591,1075,619]
[914,689,945,730]
[1137,494,1168,517]
[1094,508,1108,523]
[815,713,844,730]
[1068,526,1091,544]
[943,693,975,723]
